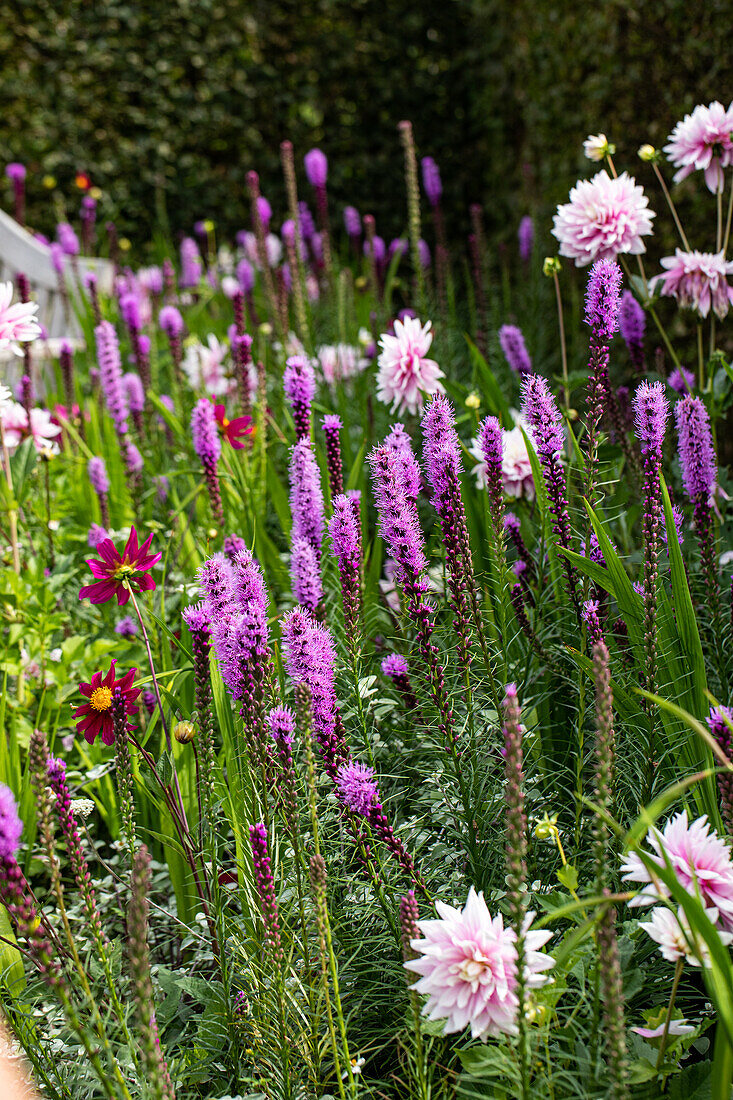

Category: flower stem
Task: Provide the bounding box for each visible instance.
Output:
[655,957,684,1074]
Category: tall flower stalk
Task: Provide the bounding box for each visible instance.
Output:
[191,397,224,525]
[675,395,718,616]
[583,259,622,504]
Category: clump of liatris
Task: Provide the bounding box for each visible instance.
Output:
[289,438,324,557]
[283,354,316,441]
[521,375,581,618]
[88,456,110,528]
[128,846,176,1100]
[249,823,284,965]
[191,398,223,525]
[675,395,718,610]
[321,414,344,498]
[633,380,669,706]
[328,493,362,636]
[619,290,645,372]
[499,324,533,375]
[583,259,622,500]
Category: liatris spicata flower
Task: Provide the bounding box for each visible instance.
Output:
[88,456,110,528]
[289,439,324,557]
[668,365,695,394]
[268,706,299,835]
[159,305,185,385]
[128,845,176,1100]
[633,380,669,715]
[46,756,106,944]
[95,320,129,437]
[304,148,331,275]
[376,316,444,416]
[80,526,161,605]
[344,205,361,240]
[583,599,604,646]
[182,603,216,823]
[518,215,534,264]
[191,397,223,525]
[498,324,532,375]
[57,221,80,257]
[584,259,623,499]
[80,195,97,252]
[421,395,477,668]
[619,290,645,372]
[198,552,236,624]
[707,706,733,834]
[404,888,554,1039]
[121,290,151,386]
[249,823,283,964]
[336,759,421,886]
[283,354,316,440]
[282,608,347,779]
[232,332,255,415]
[676,394,718,608]
[382,653,420,710]
[73,660,140,745]
[552,170,655,266]
[421,156,442,208]
[383,422,421,501]
[664,101,733,193]
[115,615,138,638]
[398,120,426,309]
[520,375,580,616]
[651,249,733,320]
[400,890,420,961]
[291,537,322,612]
[503,684,527,929]
[223,533,247,561]
[477,415,504,545]
[329,494,362,634]
[321,414,343,498]
[88,523,108,548]
[60,339,75,409]
[621,810,733,930]
[124,371,146,435]
[179,237,202,289]
[6,162,26,224]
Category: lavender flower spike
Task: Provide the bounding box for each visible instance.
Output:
[249,823,283,964]
[421,156,442,208]
[283,354,316,441]
[289,439,324,558]
[191,397,223,525]
[88,456,111,528]
[499,324,533,374]
[584,259,622,500]
[321,414,344,498]
[518,215,534,263]
[95,320,129,437]
[584,259,623,341]
[478,415,504,542]
[329,494,362,633]
[675,394,718,608]
[619,290,645,372]
[291,537,323,612]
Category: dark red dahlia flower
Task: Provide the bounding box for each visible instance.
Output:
[73,660,139,745]
[79,526,161,606]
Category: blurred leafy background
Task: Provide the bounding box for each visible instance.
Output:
[0,0,730,248]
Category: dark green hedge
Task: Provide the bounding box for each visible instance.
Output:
[0,0,729,250]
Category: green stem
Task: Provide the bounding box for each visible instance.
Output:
[656,957,684,1076]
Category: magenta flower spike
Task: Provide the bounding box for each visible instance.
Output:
[283,354,316,441]
[619,290,645,372]
[191,398,223,526]
[498,325,532,375]
[675,394,718,607]
[289,439,324,558]
[518,215,534,263]
[329,493,362,633]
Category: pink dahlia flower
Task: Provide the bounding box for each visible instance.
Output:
[317,343,369,386]
[621,810,733,930]
[664,101,733,193]
[651,249,733,320]
[639,905,733,967]
[376,316,444,417]
[182,334,233,396]
[1,402,62,455]
[552,170,655,267]
[0,281,41,354]
[404,887,554,1040]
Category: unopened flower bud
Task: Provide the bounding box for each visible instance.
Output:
[543,256,562,277]
[174,720,196,744]
[465,391,481,409]
[638,144,659,163]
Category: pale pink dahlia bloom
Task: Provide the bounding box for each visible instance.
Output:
[1,402,62,455]
[639,905,733,967]
[376,316,444,417]
[552,170,655,267]
[651,249,733,320]
[182,335,233,396]
[664,101,733,193]
[404,887,554,1041]
[621,811,733,930]
[317,343,369,386]
[0,281,41,354]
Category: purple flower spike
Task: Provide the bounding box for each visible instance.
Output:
[383,423,421,502]
[291,537,323,612]
[289,440,324,558]
[381,653,419,710]
[5,163,26,182]
[249,822,283,963]
[124,371,145,415]
[518,215,534,263]
[369,445,427,582]
[521,375,563,458]
[283,355,316,441]
[343,206,361,238]
[329,494,362,632]
[478,415,504,538]
[179,237,202,289]
[304,148,328,188]
[95,320,129,437]
[57,222,80,256]
[633,381,669,458]
[159,305,184,337]
[191,398,223,524]
[88,456,110,496]
[584,259,623,340]
[675,395,716,502]
[120,292,142,332]
[0,783,23,862]
[321,414,344,498]
[282,607,347,778]
[229,545,269,615]
[198,553,236,624]
[336,761,377,816]
[421,156,442,208]
[668,366,695,394]
[499,324,532,374]
[619,290,645,371]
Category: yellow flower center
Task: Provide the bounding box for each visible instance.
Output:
[90,686,113,712]
[222,416,230,428]
[113,562,136,582]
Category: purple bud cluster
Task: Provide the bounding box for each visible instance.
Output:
[283,355,316,441]
[329,494,362,632]
[499,325,532,374]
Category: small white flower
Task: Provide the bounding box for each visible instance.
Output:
[583,133,614,162]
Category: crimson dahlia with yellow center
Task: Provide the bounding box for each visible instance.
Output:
[73,660,140,746]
